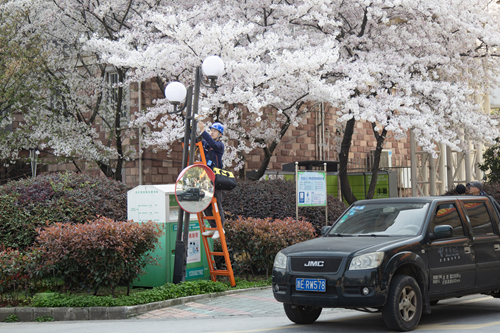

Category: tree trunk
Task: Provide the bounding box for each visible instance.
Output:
[248,144,276,181]
[365,123,388,199]
[248,122,291,181]
[112,69,125,182]
[338,118,357,204]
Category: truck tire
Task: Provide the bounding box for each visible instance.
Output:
[283,303,322,324]
[382,275,422,331]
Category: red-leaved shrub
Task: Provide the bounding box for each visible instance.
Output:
[0,247,47,305]
[35,217,163,297]
[224,216,315,277]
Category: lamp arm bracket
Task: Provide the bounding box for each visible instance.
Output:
[167,103,188,115]
[199,79,219,89]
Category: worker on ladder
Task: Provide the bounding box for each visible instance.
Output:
[197,121,225,239]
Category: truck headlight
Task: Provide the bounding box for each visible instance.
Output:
[349,252,384,270]
[273,251,287,269]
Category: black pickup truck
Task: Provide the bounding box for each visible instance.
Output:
[176,187,205,201]
[272,196,500,331]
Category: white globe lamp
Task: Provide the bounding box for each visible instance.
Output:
[202,56,225,79]
[165,81,187,105]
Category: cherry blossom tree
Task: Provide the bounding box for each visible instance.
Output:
[0,0,46,136]
[0,0,157,181]
[3,0,500,201]
[89,0,500,202]
[88,0,339,179]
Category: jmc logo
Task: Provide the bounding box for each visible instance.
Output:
[304,261,324,267]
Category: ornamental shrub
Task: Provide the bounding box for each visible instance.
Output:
[224,216,315,277]
[0,247,48,305]
[0,172,131,250]
[222,179,347,235]
[35,217,163,297]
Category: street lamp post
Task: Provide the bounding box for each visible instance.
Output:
[164,56,224,284]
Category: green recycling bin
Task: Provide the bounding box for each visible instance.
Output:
[127,185,212,287]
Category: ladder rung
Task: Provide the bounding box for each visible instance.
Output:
[203,216,216,220]
[210,252,225,256]
[211,270,231,276]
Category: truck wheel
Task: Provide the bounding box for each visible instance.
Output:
[283,303,322,324]
[382,275,422,331]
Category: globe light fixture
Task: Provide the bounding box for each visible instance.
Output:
[164,81,187,105]
[202,55,225,79]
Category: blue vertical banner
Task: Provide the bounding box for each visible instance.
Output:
[297,171,327,207]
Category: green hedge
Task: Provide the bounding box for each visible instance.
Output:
[0,172,131,250]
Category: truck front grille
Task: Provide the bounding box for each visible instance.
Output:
[291,257,342,273]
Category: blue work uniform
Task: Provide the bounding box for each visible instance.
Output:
[201,131,224,169]
[200,130,225,227]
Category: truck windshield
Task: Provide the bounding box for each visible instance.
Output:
[328,203,429,236]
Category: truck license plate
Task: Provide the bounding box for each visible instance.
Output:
[296,278,326,292]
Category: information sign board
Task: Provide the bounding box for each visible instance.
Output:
[297,171,327,207]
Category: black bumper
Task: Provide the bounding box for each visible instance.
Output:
[272,267,387,308]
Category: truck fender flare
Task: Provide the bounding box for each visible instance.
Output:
[382,252,431,314]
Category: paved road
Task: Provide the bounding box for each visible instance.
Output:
[3,288,500,332]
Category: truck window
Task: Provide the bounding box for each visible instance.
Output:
[463,202,495,236]
[431,203,464,238]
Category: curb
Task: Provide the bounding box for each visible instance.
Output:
[0,286,271,322]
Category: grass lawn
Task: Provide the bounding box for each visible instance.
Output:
[1,276,272,308]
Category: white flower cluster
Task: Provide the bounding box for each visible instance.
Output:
[2,0,500,173]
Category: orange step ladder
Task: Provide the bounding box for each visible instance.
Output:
[185,141,236,287]
[197,200,235,287]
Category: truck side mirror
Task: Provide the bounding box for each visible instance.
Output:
[429,225,453,241]
[321,226,331,236]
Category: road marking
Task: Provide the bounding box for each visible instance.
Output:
[214,296,497,332]
[452,296,493,305]
[414,296,499,330]
[416,321,500,330]
[185,302,252,315]
[227,294,279,303]
[212,325,303,333]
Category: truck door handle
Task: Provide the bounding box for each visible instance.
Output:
[464,246,471,254]
[494,244,500,251]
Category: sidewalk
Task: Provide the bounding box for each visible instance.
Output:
[135,287,281,319]
[0,287,275,322]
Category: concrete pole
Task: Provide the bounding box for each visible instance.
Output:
[439,143,446,194]
[446,146,454,191]
[465,133,472,183]
[475,94,488,181]
[429,152,436,196]
[410,130,418,197]
[422,153,429,196]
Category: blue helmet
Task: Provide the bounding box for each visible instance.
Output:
[209,122,224,135]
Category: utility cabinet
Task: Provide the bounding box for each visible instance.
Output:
[127,185,212,287]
